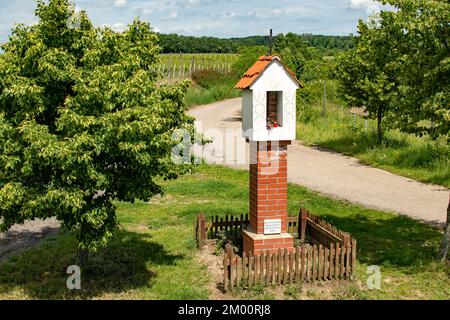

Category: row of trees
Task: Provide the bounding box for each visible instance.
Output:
[158,34,249,54]
[232,33,333,81]
[301,34,354,52]
[158,33,354,55]
[336,0,449,144]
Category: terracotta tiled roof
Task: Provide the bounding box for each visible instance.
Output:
[235,55,303,90]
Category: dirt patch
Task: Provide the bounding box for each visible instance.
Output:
[196,243,237,300]
[196,243,367,300]
[0,218,60,262]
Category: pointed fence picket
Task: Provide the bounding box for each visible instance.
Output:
[222,239,357,291]
[194,208,357,291]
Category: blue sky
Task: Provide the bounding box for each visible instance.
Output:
[0,0,385,43]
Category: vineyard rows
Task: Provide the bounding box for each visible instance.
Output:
[158,53,238,79]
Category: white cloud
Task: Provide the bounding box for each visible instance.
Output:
[218,8,284,20]
[101,22,127,32]
[168,23,203,34]
[348,0,372,10]
[265,8,284,18]
[186,0,201,5]
[112,22,127,31]
[170,11,179,19]
[348,0,381,15]
[251,8,284,19]
[114,0,127,8]
[366,4,381,15]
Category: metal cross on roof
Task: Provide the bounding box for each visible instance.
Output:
[268,29,273,56]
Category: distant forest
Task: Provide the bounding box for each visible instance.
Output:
[158,33,355,55]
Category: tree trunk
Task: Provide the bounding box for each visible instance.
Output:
[377,107,383,145]
[77,248,89,266]
[438,194,450,262]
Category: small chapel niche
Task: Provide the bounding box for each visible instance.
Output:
[235,55,302,141]
[266,91,283,128]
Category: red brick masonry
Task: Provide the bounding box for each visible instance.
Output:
[244,141,294,255]
[243,230,294,255]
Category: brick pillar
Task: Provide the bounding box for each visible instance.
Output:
[243,140,294,255]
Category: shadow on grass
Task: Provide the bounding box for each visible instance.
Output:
[0,230,183,299]
[318,212,442,269]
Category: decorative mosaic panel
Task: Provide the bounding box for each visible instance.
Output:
[253,91,267,127]
[283,91,296,127]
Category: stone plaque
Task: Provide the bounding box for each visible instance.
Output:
[264,219,281,235]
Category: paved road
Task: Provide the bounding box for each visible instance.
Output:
[189,98,449,226]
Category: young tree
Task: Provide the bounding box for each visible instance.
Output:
[274,33,322,81]
[232,46,267,77]
[337,0,449,143]
[335,14,400,144]
[382,0,449,139]
[0,0,196,260]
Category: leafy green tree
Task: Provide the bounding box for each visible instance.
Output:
[275,32,328,82]
[381,0,449,139]
[335,12,401,144]
[337,0,449,143]
[275,33,321,61]
[232,46,267,77]
[277,47,306,80]
[0,0,196,259]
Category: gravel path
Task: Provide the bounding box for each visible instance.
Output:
[188,98,449,226]
[0,218,60,262]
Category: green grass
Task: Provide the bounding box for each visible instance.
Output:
[297,102,450,188]
[184,83,240,108]
[0,165,448,299]
[184,70,241,108]
[158,54,242,107]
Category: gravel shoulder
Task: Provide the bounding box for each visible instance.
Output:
[0,218,60,262]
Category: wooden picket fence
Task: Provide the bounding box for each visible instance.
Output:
[195,212,249,248]
[195,208,352,249]
[194,208,357,291]
[300,208,352,248]
[223,241,356,291]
